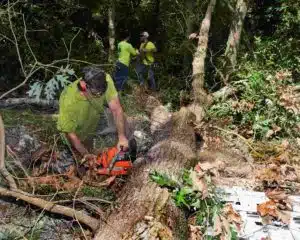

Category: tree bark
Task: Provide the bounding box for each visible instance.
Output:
[0,98,58,109]
[94,93,199,239]
[108,0,116,63]
[192,0,217,105]
[184,0,195,66]
[224,0,248,83]
[0,114,17,190]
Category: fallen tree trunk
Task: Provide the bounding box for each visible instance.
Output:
[95,93,199,239]
[0,98,58,109]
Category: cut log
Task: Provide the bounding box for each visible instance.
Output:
[94,107,199,240]
[0,98,58,109]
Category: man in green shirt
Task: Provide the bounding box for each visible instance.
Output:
[136,31,157,90]
[114,31,139,91]
[57,67,129,159]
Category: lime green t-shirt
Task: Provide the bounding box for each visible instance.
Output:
[57,74,118,140]
[140,41,156,65]
[117,40,138,67]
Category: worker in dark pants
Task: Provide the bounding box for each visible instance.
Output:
[114,31,139,91]
[136,31,157,91]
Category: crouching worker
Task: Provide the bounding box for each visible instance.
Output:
[57,66,129,162]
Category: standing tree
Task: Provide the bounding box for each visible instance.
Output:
[191,0,217,105]
[224,0,248,83]
[108,0,116,63]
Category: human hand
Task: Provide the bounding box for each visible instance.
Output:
[117,135,129,151]
[82,154,98,168]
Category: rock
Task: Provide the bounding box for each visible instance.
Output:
[134,130,152,153]
[5,126,40,167]
[0,199,75,240]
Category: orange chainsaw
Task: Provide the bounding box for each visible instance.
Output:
[78,140,136,177]
[95,146,133,176]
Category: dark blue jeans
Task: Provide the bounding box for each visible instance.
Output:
[114,61,129,91]
[136,63,156,90]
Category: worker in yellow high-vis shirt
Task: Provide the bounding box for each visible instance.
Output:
[57,67,129,160]
[114,31,139,91]
[136,31,157,90]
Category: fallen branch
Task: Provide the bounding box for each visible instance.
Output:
[0,98,58,109]
[212,86,236,101]
[0,186,100,232]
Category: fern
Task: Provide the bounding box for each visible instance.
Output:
[27,65,74,101]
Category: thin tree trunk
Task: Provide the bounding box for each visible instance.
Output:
[184,0,194,66]
[0,114,17,190]
[224,0,248,83]
[108,0,116,63]
[192,0,217,105]
[94,92,200,239]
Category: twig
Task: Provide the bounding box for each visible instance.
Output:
[6,145,35,193]
[22,14,37,62]
[0,65,42,100]
[29,188,59,239]
[0,33,15,44]
[7,0,26,76]
[67,29,81,64]
[73,181,88,240]
[212,125,260,157]
[55,197,113,205]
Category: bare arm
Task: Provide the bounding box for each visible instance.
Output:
[108,97,128,149]
[66,132,89,157]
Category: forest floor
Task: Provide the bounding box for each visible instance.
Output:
[1,91,300,239]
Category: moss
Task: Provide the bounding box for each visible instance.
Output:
[81,186,115,201]
[2,109,58,143]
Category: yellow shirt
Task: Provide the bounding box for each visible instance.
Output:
[117,40,138,66]
[140,41,156,65]
[57,74,118,140]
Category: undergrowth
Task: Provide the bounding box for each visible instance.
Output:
[207,37,300,140]
[2,109,57,143]
[150,170,238,239]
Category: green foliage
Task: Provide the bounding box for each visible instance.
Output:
[150,170,223,236]
[149,171,179,189]
[0,228,41,240]
[209,19,300,140]
[208,69,299,139]
[27,65,75,101]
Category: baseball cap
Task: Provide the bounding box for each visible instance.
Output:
[140,31,149,38]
